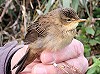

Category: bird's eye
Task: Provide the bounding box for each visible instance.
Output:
[67,19,71,21]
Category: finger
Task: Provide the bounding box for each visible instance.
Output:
[66,55,88,74]
[31,55,88,74]
[20,61,41,74]
[40,39,84,64]
[31,63,57,74]
[31,63,73,74]
[52,55,88,74]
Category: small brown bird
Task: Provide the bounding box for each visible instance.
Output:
[12,8,85,74]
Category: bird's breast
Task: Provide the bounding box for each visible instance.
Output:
[30,25,76,51]
[42,34,71,51]
[42,25,76,51]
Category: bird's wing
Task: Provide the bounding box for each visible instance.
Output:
[13,14,53,74]
[24,16,48,44]
[24,10,59,44]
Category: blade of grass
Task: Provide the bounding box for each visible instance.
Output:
[82,0,91,18]
[72,0,79,12]
[62,0,71,8]
[0,0,5,5]
[44,0,55,14]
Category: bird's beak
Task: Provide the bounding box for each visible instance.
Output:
[75,19,86,23]
[64,19,86,30]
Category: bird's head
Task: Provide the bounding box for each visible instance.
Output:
[59,8,86,30]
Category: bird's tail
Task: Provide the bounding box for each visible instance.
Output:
[12,50,29,74]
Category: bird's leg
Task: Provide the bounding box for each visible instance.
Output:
[53,63,69,74]
[53,62,82,74]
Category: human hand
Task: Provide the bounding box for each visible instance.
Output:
[11,39,88,74]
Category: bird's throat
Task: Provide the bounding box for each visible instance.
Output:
[64,22,78,31]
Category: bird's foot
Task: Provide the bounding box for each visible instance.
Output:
[53,63,69,74]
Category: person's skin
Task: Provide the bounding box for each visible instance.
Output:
[11,39,88,74]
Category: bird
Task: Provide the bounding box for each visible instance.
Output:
[12,7,86,74]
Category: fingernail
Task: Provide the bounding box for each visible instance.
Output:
[32,65,47,74]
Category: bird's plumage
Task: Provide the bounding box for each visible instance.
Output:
[12,8,80,74]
